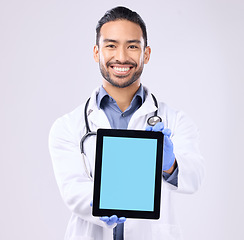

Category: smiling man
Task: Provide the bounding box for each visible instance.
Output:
[94,19,151,113]
[49,6,205,240]
[95,20,150,88]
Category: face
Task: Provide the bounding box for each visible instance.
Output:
[94,20,151,88]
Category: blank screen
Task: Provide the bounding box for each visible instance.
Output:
[99,136,157,211]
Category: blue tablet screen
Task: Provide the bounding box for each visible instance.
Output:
[99,136,157,211]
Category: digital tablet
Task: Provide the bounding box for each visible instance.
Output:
[92,128,164,219]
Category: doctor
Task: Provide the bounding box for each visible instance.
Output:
[49,6,205,240]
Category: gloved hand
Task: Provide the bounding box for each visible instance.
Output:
[90,201,126,225]
[146,122,175,171]
[100,215,126,225]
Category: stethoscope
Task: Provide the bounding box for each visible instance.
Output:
[80,94,162,180]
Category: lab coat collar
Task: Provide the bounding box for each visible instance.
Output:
[87,87,111,129]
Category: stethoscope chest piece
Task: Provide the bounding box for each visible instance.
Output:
[147,115,162,126]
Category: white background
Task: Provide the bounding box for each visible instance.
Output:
[0,0,243,239]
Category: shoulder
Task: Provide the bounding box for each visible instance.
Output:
[49,104,85,142]
[50,87,100,134]
[158,101,179,116]
[159,103,199,139]
[156,100,198,137]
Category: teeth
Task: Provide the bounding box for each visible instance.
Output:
[113,67,130,72]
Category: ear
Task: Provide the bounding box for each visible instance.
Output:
[93,45,99,62]
[144,46,151,64]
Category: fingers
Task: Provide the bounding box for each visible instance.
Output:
[146,122,164,131]
[153,122,164,132]
[100,215,118,225]
[109,215,118,225]
[100,215,126,225]
[117,217,126,224]
[146,122,172,138]
[92,203,126,225]
[146,122,172,139]
[146,125,153,131]
[100,216,110,223]
[100,216,117,225]
[162,128,171,137]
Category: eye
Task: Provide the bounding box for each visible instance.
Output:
[106,44,116,49]
[128,45,138,49]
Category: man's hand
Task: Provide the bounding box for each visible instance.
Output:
[90,201,126,226]
[100,215,126,225]
[146,122,175,172]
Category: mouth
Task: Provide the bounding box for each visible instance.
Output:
[109,64,134,76]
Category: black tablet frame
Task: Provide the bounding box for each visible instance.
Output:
[92,128,164,219]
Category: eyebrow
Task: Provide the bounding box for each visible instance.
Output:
[103,39,141,44]
[127,40,141,44]
[103,39,118,43]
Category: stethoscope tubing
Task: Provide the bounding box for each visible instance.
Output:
[80,93,161,180]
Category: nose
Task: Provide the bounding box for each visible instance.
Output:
[114,46,128,63]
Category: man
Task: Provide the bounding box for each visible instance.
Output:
[49,6,205,240]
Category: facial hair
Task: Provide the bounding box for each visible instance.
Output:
[99,60,144,88]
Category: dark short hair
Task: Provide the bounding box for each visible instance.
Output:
[96,6,148,48]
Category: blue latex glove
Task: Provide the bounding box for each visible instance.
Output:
[146,122,175,171]
[100,215,126,225]
[90,201,126,225]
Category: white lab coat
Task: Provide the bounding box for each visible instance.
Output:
[49,86,205,240]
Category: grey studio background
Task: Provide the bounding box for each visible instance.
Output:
[0,0,243,239]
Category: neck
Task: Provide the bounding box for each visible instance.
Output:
[103,80,141,112]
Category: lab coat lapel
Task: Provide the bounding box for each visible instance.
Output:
[86,87,111,129]
[89,108,111,129]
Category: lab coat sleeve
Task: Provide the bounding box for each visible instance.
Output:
[48,116,115,229]
[172,111,205,194]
